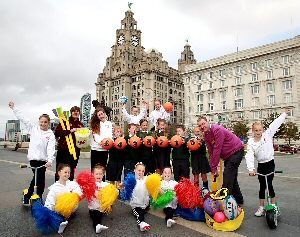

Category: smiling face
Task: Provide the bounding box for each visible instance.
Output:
[58,166,71,182]
[162,167,172,181]
[39,117,49,131]
[132,107,139,116]
[252,124,263,139]
[93,168,105,182]
[197,118,210,133]
[134,164,145,179]
[128,125,137,135]
[140,120,148,131]
[154,100,161,111]
[158,120,167,131]
[97,110,107,122]
[176,127,185,137]
[71,109,80,120]
[114,128,123,138]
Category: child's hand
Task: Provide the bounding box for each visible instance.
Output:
[8,102,14,109]
[285,109,290,115]
[249,171,256,176]
[118,182,124,188]
[45,162,52,168]
[159,189,165,195]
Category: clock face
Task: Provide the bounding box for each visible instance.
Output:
[131,35,139,47]
[118,34,125,46]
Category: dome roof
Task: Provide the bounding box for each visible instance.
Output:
[146,47,159,54]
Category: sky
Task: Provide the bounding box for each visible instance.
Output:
[1,0,300,138]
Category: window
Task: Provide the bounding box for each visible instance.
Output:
[220,80,225,87]
[267,95,275,105]
[283,93,292,103]
[198,84,202,91]
[283,80,292,90]
[198,94,203,102]
[267,83,275,92]
[252,74,258,81]
[209,92,215,100]
[251,62,258,70]
[265,59,273,67]
[253,111,261,119]
[198,75,202,81]
[266,70,273,79]
[198,104,203,112]
[220,90,226,99]
[282,55,290,63]
[283,67,290,76]
[236,66,242,73]
[209,115,214,122]
[267,110,275,116]
[288,109,294,116]
[235,88,243,96]
[235,99,243,109]
[209,103,214,111]
[209,72,213,78]
[251,85,260,94]
[235,77,242,85]
[209,82,213,89]
[219,69,226,76]
[222,101,227,110]
[252,97,259,106]
[235,112,244,119]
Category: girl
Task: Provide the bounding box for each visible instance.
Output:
[9,102,56,205]
[90,107,113,171]
[137,119,155,175]
[107,126,124,187]
[88,165,109,233]
[54,106,84,181]
[245,109,290,217]
[191,127,211,188]
[153,119,171,175]
[148,100,170,131]
[130,163,151,232]
[160,166,178,227]
[44,163,82,234]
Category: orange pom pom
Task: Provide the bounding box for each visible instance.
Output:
[170,135,183,148]
[101,138,114,150]
[143,136,156,148]
[157,136,169,148]
[187,138,201,150]
[163,102,173,112]
[114,137,127,150]
[129,136,142,148]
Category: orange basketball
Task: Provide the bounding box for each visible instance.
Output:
[114,137,127,150]
[157,136,169,148]
[170,135,183,148]
[101,138,114,150]
[187,138,201,150]
[143,136,156,148]
[163,102,173,112]
[129,136,142,148]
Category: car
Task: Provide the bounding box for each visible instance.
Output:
[279,145,297,154]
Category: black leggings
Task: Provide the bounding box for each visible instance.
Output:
[25,160,46,199]
[89,210,103,228]
[163,207,174,221]
[132,207,145,225]
[257,159,275,199]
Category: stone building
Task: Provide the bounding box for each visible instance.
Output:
[182,36,300,134]
[95,8,196,128]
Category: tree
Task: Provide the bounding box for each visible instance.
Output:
[261,112,286,140]
[282,121,300,145]
[232,121,250,140]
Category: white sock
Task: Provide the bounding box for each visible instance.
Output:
[58,221,68,234]
[96,224,108,234]
[259,206,264,210]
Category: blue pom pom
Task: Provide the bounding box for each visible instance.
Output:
[120,173,136,202]
[32,199,65,234]
[118,96,128,104]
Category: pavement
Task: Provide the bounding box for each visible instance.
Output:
[0,147,300,237]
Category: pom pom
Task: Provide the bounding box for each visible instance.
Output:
[98,184,119,214]
[174,178,204,209]
[152,190,176,210]
[120,173,136,202]
[32,199,64,234]
[54,192,80,219]
[76,170,97,201]
[145,173,162,201]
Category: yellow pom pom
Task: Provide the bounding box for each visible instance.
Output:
[54,192,80,219]
[98,184,119,214]
[146,173,162,201]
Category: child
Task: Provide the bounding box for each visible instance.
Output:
[149,100,171,131]
[160,166,178,227]
[124,124,141,176]
[191,127,211,188]
[130,162,151,232]
[153,119,171,175]
[245,109,290,217]
[172,125,190,181]
[107,126,124,187]
[44,163,82,234]
[90,107,113,171]
[9,102,56,205]
[137,119,155,175]
[121,100,147,125]
[88,165,109,233]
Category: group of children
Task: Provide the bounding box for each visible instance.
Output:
[9,99,291,234]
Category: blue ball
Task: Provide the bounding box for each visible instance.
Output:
[118,96,128,104]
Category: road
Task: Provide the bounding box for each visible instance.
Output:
[0,148,299,237]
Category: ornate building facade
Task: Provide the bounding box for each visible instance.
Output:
[182,36,300,133]
[95,8,196,128]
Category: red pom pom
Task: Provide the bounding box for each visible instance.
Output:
[76,170,97,201]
